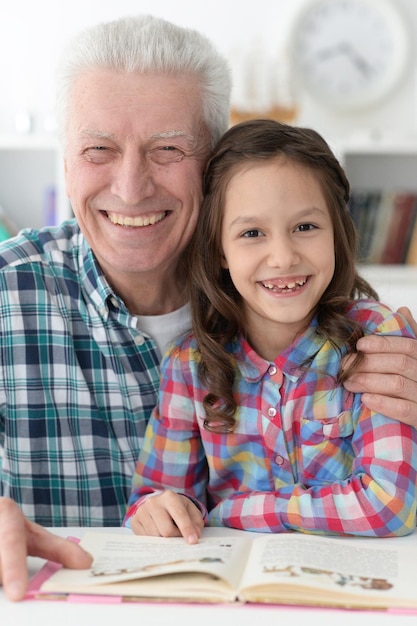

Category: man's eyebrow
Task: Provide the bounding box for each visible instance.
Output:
[80,130,115,140]
[80,128,196,143]
[150,130,192,140]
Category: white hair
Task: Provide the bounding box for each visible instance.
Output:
[55,14,232,151]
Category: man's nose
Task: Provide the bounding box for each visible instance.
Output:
[111,154,156,205]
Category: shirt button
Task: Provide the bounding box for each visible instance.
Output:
[134,335,146,346]
[268,365,277,376]
[110,296,119,308]
[267,407,277,418]
[275,455,284,466]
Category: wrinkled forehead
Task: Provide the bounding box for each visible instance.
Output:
[67,68,207,134]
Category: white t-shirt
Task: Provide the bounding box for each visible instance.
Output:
[136,302,191,359]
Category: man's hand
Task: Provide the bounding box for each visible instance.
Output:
[0,497,92,601]
[343,307,417,427]
[130,491,204,544]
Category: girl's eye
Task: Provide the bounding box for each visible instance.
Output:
[242,229,263,238]
[295,223,317,232]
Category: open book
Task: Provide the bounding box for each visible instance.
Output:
[31,528,417,610]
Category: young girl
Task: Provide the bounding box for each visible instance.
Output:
[124,119,417,542]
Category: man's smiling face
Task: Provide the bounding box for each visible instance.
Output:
[64,69,210,296]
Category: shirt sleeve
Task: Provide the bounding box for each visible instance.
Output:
[207,408,417,536]
[207,307,417,537]
[124,342,209,526]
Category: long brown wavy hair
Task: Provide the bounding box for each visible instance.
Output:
[188,119,378,433]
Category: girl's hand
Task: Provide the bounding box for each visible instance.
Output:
[129,491,204,544]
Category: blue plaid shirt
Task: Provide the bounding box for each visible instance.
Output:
[0,220,162,526]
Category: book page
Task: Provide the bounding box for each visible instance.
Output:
[41,531,253,599]
[238,531,417,606]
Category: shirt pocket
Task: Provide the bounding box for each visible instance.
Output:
[299,410,355,485]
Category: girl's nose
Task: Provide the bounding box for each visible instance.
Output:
[266,236,300,269]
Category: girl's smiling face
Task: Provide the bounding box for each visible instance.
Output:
[221,158,335,360]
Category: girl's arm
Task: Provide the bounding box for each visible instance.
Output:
[123,343,209,537]
[207,408,417,536]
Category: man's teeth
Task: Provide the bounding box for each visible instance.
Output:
[107,211,166,227]
[263,278,307,291]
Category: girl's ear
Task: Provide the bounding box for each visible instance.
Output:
[220,252,228,269]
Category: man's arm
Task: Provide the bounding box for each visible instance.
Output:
[0,497,92,601]
[343,307,417,427]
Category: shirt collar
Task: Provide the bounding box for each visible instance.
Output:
[231,318,328,383]
[77,233,128,321]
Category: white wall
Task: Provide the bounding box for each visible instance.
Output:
[1,0,417,138]
[0,0,305,135]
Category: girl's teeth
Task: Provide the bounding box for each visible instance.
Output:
[263,278,307,290]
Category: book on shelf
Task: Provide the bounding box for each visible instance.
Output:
[379,193,417,264]
[348,190,417,265]
[27,528,417,611]
[348,191,381,262]
[404,195,417,265]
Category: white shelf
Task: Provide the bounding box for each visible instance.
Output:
[360,265,417,314]
[0,134,58,150]
[332,138,417,212]
[333,132,417,155]
[0,134,69,230]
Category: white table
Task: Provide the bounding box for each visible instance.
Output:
[2,527,417,626]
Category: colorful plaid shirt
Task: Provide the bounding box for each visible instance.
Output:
[0,220,162,526]
[126,301,417,537]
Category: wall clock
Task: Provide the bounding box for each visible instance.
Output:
[290,0,412,111]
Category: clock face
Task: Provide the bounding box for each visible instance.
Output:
[290,0,411,111]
